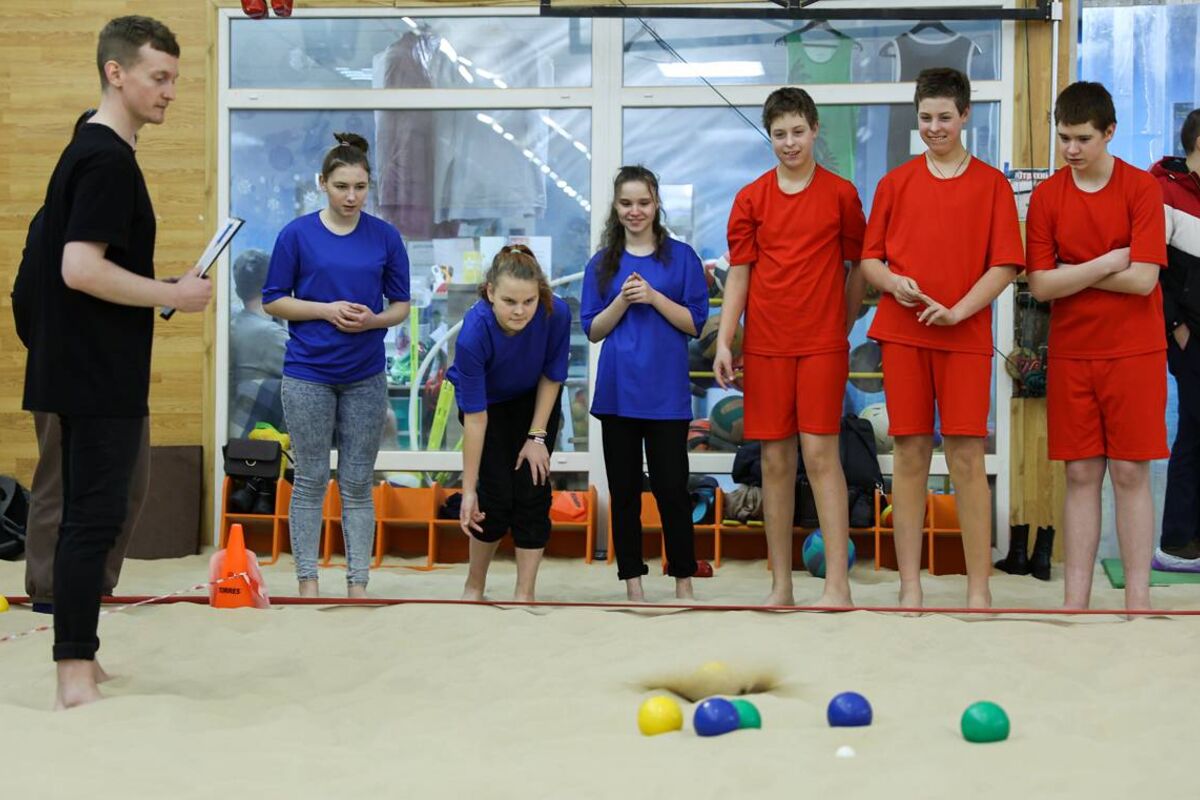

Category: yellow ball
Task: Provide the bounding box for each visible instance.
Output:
[637,695,683,736]
[0,595,9,613]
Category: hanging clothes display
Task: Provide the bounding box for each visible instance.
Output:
[782,31,857,180]
[373,31,438,240]
[883,30,979,169]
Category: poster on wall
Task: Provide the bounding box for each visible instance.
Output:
[1005,167,1051,222]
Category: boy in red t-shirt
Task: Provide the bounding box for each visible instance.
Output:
[1025,82,1168,611]
[861,68,1025,610]
[716,87,867,606]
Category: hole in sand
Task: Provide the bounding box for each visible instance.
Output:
[637,662,784,703]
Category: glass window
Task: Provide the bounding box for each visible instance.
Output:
[228,108,592,453]
[624,18,1000,87]
[625,102,1001,454]
[231,17,591,89]
[1080,3,1200,165]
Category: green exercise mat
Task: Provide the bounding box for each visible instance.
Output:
[1101,558,1200,588]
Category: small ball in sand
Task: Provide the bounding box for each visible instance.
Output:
[961,701,1009,743]
[835,745,856,759]
[0,595,8,613]
[637,695,683,736]
[827,691,873,727]
[730,698,762,729]
[693,697,741,737]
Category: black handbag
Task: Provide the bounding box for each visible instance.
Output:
[222,438,282,479]
[0,475,29,561]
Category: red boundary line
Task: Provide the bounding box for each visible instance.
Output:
[5,595,1199,616]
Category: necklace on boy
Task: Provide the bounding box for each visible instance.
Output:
[926,150,970,179]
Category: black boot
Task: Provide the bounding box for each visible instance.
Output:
[995,524,1031,575]
[1030,525,1055,581]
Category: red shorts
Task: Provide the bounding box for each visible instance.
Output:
[742,351,848,439]
[880,342,991,438]
[1047,352,1169,461]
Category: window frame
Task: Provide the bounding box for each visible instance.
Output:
[215,2,1018,542]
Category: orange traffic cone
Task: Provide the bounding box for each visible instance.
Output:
[209,524,270,609]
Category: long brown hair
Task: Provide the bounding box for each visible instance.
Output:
[596,165,671,295]
[479,244,554,315]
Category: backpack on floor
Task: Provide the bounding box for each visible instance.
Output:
[731,415,883,528]
[0,476,30,561]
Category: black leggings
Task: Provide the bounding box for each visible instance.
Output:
[469,390,562,549]
[53,415,143,662]
[599,415,697,580]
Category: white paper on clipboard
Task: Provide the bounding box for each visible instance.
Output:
[159,216,244,320]
[194,217,244,278]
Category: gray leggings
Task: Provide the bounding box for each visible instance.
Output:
[281,372,387,586]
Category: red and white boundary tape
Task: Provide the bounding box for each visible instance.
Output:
[0,572,250,645]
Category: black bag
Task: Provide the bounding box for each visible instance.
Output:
[732,414,883,527]
[222,438,282,479]
[0,475,30,561]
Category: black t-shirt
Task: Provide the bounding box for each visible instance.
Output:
[22,123,156,417]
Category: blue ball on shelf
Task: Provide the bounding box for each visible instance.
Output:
[693,697,741,737]
[802,530,856,578]
[827,691,873,727]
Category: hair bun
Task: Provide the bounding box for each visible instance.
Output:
[332,131,369,155]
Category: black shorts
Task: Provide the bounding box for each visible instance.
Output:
[463,389,563,549]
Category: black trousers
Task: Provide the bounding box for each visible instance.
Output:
[1163,338,1200,550]
[470,390,562,549]
[53,415,143,662]
[599,415,697,580]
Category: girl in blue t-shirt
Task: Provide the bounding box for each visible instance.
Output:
[581,166,709,601]
[262,133,411,598]
[446,245,570,602]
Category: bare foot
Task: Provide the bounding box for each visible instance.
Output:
[347,584,367,600]
[513,590,536,602]
[55,660,103,710]
[92,660,113,684]
[762,591,796,607]
[966,590,992,610]
[461,584,486,602]
[1125,590,1151,614]
[814,590,853,609]
[626,577,646,603]
[298,580,319,598]
[674,578,694,602]
[898,581,923,617]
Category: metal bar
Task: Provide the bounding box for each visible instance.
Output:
[542,1,1053,22]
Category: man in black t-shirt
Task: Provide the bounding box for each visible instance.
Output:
[12,109,152,617]
[23,16,212,710]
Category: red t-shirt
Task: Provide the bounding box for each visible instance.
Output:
[727,166,866,356]
[863,156,1025,355]
[1025,158,1168,359]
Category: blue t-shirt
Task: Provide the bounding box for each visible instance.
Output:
[447,296,571,414]
[263,211,410,385]
[580,238,708,420]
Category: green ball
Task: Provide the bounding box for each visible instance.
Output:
[961,701,1010,743]
[730,698,762,729]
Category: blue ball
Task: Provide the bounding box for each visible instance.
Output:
[827,691,873,727]
[802,530,856,578]
[693,697,741,737]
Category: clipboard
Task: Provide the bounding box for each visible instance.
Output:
[160,216,245,320]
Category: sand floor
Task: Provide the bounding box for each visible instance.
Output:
[2,554,1198,800]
